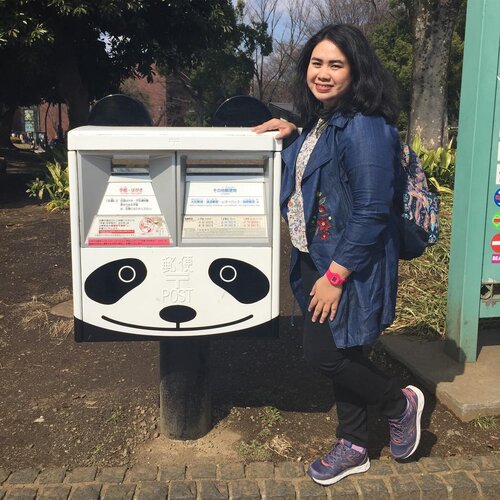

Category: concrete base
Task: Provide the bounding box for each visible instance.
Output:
[379,331,500,422]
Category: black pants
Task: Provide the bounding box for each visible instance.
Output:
[300,252,406,448]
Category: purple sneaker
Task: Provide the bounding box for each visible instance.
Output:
[389,385,425,459]
[307,439,370,485]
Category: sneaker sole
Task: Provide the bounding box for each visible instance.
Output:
[394,385,425,460]
[307,458,371,486]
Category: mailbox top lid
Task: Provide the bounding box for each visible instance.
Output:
[68,126,282,152]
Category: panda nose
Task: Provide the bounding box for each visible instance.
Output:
[159,305,197,326]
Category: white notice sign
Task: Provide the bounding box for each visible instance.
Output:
[86,215,171,246]
[182,215,267,238]
[185,181,265,215]
[98,181,161,215]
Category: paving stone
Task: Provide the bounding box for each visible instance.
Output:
[135,481,168,500]
[365,461,394,476]
[168,480,196,500]
[413,474,450,499]
[245,462,274,479]
[0,470,10,484]
[158,465,186,481]
[296,479,327,499]
[37,468,67,485]
[418,457,451,473]
[6,469,39,484]
[186,464,217,480]
[471,456,500,471]
[389,475,420,500]
[441,471,480,499]
[124,465,157,482]
[445,457,479,471]
[197,480,228,499]
[101,483,136,500]
[95,467,127,483]
[68,484,101,500]
[37,485,71,499]
[326,477,358,499]
[218,463,245,480]
[275,462,304,479]
[262,479,296,499]
[390,461,423,475]
[4,488,38,500]
[64,467,97,484]
[473,470,500,498]
[227,479,261,500]
[356,478,390,499]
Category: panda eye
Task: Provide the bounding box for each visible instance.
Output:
[209,258,269,304]
[220,265,237,283]
[118,265,136,283]
[85,258,147,304]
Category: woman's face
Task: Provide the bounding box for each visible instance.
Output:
[306,39,352,109]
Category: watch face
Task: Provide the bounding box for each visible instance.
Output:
[327,271,344,286]
[330,275,342,285]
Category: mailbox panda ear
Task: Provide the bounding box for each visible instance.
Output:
[85,258,147,304]
[208,258,269,304]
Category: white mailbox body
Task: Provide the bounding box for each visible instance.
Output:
[68,126,282,341]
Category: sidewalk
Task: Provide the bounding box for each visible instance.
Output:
[1,456,500,499]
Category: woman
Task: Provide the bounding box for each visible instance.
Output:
[253,24,425,486]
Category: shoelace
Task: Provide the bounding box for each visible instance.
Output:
[390,394,413,444]
[321,441,347,466]
[389,418,405,443]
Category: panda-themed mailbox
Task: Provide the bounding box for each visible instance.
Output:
[68,125,282,438]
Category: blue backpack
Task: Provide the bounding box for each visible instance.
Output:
[398,142,439,260]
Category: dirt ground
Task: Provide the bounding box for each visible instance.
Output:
[0,148,498,470]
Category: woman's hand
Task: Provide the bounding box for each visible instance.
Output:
[251,118,298,139]
[308,276,343,323]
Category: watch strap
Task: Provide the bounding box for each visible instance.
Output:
[325,268,347,286]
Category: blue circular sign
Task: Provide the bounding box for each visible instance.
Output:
[495,189,500,207]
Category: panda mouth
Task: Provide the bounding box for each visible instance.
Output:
[101,314,253,331]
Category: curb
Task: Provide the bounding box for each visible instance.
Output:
[1,456,500,499]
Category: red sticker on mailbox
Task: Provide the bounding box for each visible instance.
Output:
[491,233,500,253]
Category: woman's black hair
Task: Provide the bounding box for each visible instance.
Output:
[294,24,399,125]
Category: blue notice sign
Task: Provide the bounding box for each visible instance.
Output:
[495,189,500,206]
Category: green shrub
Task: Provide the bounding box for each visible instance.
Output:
[410,135,455,193]
[27,160,69,211]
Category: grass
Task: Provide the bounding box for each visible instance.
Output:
[8,289,73,341]
[472,416,497,430]
[390,192,453,337]
[260,406,283,427]
[237,406,289,461]
[107,409,124,425]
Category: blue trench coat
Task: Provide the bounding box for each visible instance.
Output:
[281,112,402,348]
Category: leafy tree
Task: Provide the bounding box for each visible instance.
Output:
[0,0,241,132]
[160,1,269,125]
[369,0,465,140]
[369,17,412,131]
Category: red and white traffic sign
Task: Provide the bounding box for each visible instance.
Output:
[491,233,500,253]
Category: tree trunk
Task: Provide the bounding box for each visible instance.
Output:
[54,40,90,131]
[408,0,460,148]
[0,105,16,148]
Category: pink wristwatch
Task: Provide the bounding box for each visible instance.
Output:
[325,268,347,286]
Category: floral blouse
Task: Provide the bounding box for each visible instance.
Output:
[287,118,327,252]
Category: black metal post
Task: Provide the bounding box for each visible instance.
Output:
[159,338,212,439]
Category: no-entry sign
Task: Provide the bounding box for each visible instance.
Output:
[491,233,500,253]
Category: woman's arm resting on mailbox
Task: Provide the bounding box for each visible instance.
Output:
[252,118,298,140]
